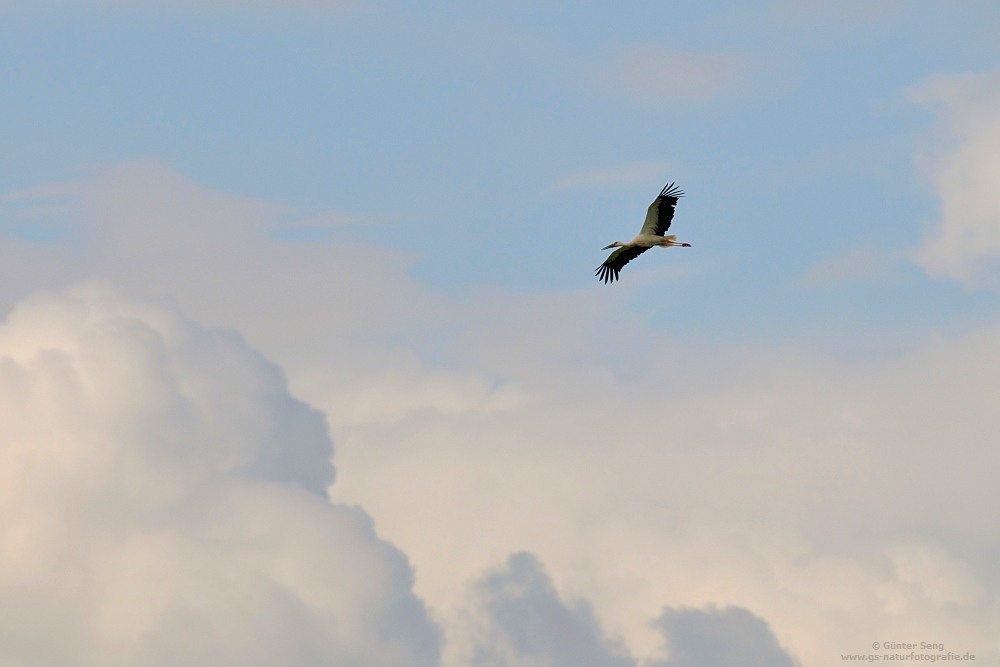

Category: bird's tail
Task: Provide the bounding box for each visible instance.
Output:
[664,234,676,242]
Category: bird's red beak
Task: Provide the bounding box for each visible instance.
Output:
[602,243,616,250]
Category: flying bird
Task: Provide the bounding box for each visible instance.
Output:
[596,182,691,284]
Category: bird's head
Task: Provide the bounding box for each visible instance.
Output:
[602,241,624,250]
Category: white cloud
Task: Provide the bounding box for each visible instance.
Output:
[322,298,1000,665]
[0,282,440,666]
[910,67,1000,285]
[466,553,635,667]
[647,605,799,667]
[462,553,801,667]
[601,47,760,104]
[0,275,812,667]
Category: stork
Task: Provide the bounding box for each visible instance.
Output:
[596,182,691,284]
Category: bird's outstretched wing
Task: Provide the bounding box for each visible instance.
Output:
[595,245,649,284]
[639,182,684,236]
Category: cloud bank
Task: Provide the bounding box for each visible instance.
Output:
[0,280,806,667]
[0,282,439,666]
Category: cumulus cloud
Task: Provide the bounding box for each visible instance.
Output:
[910,67,1000,285]
[324,293,1000,665]
[468,553,634,667]
[461,553,801,667]
[0,282,440,666]
[647,606,799,667]
[0,275,811,667]
[601,47,760,104]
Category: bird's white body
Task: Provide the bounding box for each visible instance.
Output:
[609,233,687,251]
[596,183,690,283]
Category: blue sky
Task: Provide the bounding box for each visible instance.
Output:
[4,1,999,349]
[2,2,1000,666]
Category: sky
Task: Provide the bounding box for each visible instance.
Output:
[1,1,999,666]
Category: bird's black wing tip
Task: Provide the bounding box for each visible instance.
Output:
[595,263,619,284]
[658,182,684,199]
